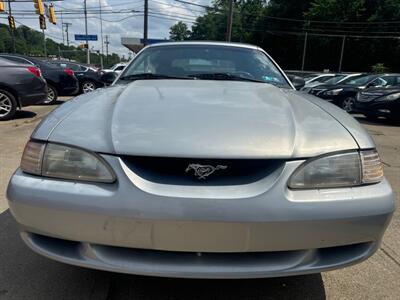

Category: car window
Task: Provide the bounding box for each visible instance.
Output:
[369,77,388,87]
[1,56,33,65]
[114,65,125,71]
[66,63,81,71]
[312,75,334,83]
[121,45,290,87]
[342,75,376,85]
[380,76,400,86]
[324,75,346,84]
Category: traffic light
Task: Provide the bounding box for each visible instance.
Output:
[33,0,44,15]
[0,2,5,13]
[49,4,57,25]
[39,15,46,30]
[8,16,16,30]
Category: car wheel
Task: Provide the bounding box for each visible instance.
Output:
[44,85,58,104]
[342,97,355,113]
[81,81,96,94]
[0,89,17,121]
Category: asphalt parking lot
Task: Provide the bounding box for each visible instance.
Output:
[0,99,399,300]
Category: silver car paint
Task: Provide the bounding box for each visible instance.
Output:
[37,80,360,159]
[7,42,395,278]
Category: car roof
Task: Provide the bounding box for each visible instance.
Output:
[145,41,260,51]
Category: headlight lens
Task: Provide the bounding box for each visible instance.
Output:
[21,141,116,183]
[325,88,343,96]
[379,92,400,101]
[288,150,383,189]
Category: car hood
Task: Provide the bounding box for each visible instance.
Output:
[34,80,361,159]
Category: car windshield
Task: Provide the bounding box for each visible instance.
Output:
[119,45,290,88]
[342,74,375,85]
[324,75,346,84]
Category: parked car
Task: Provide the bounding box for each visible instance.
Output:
[0,54,79,104]
[355,77,400,121]
[301,73,363,92]
[308,73,400,112]
[7,42,394,279]
[0,58,47,120]
[49,60,105,94]
[303,73,336,85]
[102,62,127,74]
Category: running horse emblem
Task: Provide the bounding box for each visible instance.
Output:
[185,164,227,180]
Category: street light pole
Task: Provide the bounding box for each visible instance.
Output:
[301,32,308,71]
[143,0,148,45]
[339,35,346,72]
[226,0,234,42]
[84,0,90,64]
[99,0,104,69]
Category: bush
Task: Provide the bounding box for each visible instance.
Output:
[371,63,388,74]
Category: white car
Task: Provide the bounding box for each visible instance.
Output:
[102,62,127,74]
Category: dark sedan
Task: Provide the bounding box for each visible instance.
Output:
[0,58,47,120]
[308,74,400,112]
[355,84,400,122]
[0,54,79,104]
[49,61,105,94]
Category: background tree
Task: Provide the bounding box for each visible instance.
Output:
[169,21,191,41]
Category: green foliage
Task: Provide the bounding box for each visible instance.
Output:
[169,21,191,41]
[0,24,121,68]
[175,0,400,72]
[371,63,388,73]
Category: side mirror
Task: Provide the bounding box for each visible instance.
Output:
[287,74,306,90]
[101,71,118,86]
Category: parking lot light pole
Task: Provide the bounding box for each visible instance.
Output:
[226,0,234,42]
[339,35,346,72]
[301,32,308,71]
[84,0,90,64]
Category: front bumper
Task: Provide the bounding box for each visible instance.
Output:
[7,156,395,278]
[354,100,400,119]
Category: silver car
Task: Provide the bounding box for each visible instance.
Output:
[7,42,395,279]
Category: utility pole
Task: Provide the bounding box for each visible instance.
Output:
[301,32,308,71]
[105,35,109,66]
[99,0,104,69]
[226,0,234,42]
[42,28,47,58]
[61,10,64,44]
[7,0,16,53]
[84,0,90,64]
[63,22,72,47]
[339,35,346,72]
[143,0,148,46]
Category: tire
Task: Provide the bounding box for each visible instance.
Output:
[81,81,97,94]
[44,84,58,104]
[341,96,355,113]
[0,89,17,121]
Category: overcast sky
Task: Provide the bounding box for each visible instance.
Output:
[1,0,212,58]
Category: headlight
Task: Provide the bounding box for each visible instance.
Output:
[378,92,400,101]
[21,141,116,183]
[288,150,383,189]
[325,88,343,96]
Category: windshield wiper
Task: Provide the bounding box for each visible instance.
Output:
[188,73,265,83]
[119,73,192,81]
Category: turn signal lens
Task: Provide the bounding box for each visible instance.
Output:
[288,150,383,189]
[361,150,384,184]
[20,141,46,175]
